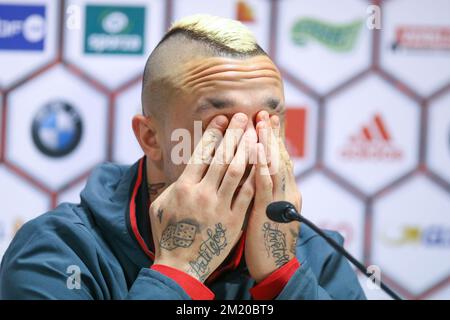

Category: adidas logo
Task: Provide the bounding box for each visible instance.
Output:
[340,113,403,160]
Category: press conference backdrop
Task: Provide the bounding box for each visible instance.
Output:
[0,0,449,300]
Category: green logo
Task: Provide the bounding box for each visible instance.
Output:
[84,5,145,55]
[291,18,363,52]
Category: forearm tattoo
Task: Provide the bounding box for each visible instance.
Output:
[160,219,199,250]
[262,222,290,267]
[187,223,227,282]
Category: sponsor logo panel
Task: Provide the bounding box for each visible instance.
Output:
[373,176,450,295]
[291,17,363,52]
[380,0,450,95]
[84,5,146,55]
[31,101,83,158]
[0,4,46,51]
[324,75,420,194]
[276,0,371,94]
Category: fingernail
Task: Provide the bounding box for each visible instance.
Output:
[234,113,248,123]
[262,111,269,121]
[272,115,280,127]
[214,115,228,127]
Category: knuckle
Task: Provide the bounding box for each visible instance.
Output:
[149,202,158,214]
[242,184,255,197]
[227,165,243,179]
[174,181,190,195]
[259,175,272,187]
[195,190,213,207]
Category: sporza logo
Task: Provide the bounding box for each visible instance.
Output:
[31,101,83,158]
[84,5,145,55]
[291,17,363,52]
[0,4,46,51]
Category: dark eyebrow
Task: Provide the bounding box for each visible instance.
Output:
[194,97,282,114]
[194,98,235,114]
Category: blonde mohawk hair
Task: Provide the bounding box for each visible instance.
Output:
[142,14,267,116]
[168,14,259,53]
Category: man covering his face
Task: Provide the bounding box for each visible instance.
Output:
[0,15,365,300]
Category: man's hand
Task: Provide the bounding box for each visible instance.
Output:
[149,113,256,283]
[245,111,302,283]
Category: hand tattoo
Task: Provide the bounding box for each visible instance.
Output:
[262,222,290,267]
[160,219,199,250]
[187,223,227,282]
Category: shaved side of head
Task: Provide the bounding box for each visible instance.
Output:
[141,14,268,121]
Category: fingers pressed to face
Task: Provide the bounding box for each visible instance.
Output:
[231,165,255,214]
[181,115,228,183]
[255,143,273,204]
[256,111,283,195]
[202,113,248,190]
[219,127,257,204]
[268,114,286,197]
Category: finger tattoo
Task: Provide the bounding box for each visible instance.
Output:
[157,208,163,224]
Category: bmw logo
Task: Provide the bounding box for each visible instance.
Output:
[31,101,83,158]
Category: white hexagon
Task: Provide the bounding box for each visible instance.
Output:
[58,178,87,206]
[427,90,450,184]
[276,0,371,94]
[380,0,450,97]
[284,79,318,175]
[172,0,271,51]
[299,172,365,261]
[372,175,450,296]
[64,0,165,89]
[0,166,49,261]
[0,0,58,88]
[6,65,108,190]
[324,74,420,195]
[113,81,144,165]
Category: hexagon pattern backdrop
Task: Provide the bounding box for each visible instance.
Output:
[0,0,449,300]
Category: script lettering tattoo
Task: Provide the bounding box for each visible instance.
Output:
[160,219,199,250]
[187,223,227,282]
[148,182,166,196]
[262,222,290,267]
[281,175,286,192]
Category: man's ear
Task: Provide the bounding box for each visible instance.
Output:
[132,114,163,161]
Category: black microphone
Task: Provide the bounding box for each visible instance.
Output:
[266,201,402,300]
